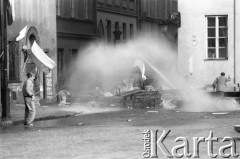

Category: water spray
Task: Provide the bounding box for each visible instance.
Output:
[142,58,175,89]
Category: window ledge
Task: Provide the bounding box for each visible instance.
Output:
[204,58,228,61]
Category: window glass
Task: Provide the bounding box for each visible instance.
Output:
[219,48,227,58]
[219,28,227,37]
[208,28,215,37]
[219,38,227,47]
[208,17,215,27]
[208,38,215,47]
[208,48,216,58]
[219,17,227,26]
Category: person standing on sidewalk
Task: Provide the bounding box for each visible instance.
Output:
[212,72,231,98]
[22,72,36,127]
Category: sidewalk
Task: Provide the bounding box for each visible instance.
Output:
[0,102,123,126]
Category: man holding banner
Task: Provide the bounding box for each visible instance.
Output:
[20,41,56,126]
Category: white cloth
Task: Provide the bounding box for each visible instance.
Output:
[30,41,56,74]
[16,25,28,41]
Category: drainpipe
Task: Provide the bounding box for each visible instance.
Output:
[234,0,236,87]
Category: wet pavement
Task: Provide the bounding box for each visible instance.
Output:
[1,107,240,159]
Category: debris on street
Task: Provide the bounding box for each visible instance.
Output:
[147,110,158,113]
[57,90,71,106]
[160,93,176,109]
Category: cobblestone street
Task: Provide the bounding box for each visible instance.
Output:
[1,107,240,159]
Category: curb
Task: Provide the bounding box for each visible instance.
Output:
[0,112,83,127]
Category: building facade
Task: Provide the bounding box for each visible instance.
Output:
[56,0,97,92]
[178,0,239,89]
[139,0,179,45]
[5,0,57,104]
[97,0,138,43]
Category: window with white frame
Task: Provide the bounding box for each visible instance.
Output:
[206,16,228,59]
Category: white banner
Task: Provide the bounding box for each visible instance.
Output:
[16,25,28,41]
[30,41,56,74]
